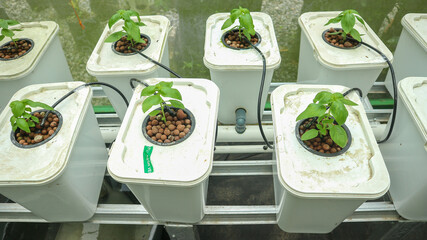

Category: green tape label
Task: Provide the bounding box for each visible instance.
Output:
[143,146,154,173]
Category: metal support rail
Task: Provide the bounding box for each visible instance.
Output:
[0,81,410,227]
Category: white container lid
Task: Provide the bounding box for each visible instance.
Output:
[86,15,170,76]
[203,12,281,70]
[299,12,393,69]
[0,21,59,81]
[398,77,427,144]
[0,82,92,186]
[401,14,427,52]
[108,78,219,187]
[271,84,390,198]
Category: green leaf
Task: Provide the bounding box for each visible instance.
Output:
[16,118,30,133]
[23,100,53,110]
[11,101,25,117]
[0,35,4,41]
[348,9,360,15]
[124,21,141,43]
[330,101,348,125]
[108,13,121,29]
[330,125,348,148]
[242,30,251,42]
[142,95,162,112]
[140,86,157,96]
[169,100,185,109]
[318,126,327,136]
[313,91,332,104]
[301,129,318,141]
[12,123,18,132]
[350,28,361,42]
[339,98,358,106]
[23,112,31,119]
[324,16,342,26]
[28,121,35,127]
[10,116,16,124]
[230,9,241,23]
[105,31,125,42]
[341,12,355,34]
[221,18,234,30]
[331,92,344,101]
[158,81,173,88]
[239,13,254,33]
[6,20,19,26]
[148,110,161,116]
[1,28,14,37]
[159,88,182,100]
[296,103,326,121]
[31,116,39,123]
[0,19,7,29]
[135,22,146,27]
[128,10,141,22]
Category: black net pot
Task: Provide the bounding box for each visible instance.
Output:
[295,118,352,157]
[221,29,261,50]
[111,34,151,56]
[322,28,361,50]
[10,109,63,149]
[142,107,196,146]
[0,38,34,61]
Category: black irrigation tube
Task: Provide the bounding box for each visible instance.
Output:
[357,40,398,144]
[244,37,274,150]
[41,82,129,126]
[130,47,182,78]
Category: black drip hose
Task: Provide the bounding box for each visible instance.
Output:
[130,48,182,78]
[245,38,274,150]
[41,82,129,126]
[357,41,398,143]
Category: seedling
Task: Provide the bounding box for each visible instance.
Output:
[9,99,53,133]
[221,6,256,41]
[141,81,185,123]
[296,91,357,148]
[104,9,146,47]
[0,19,23,47]
[324,10,366,42]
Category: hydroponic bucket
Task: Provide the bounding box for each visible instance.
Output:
[86,15,171,120]
[0,21,73,111]
[271,84,390,233]
[203,12,281,124]
[297,12,393,97]
[384,14,427,96]
[107,78,219,223]
[0,82,108,222]
[379,77,427,220]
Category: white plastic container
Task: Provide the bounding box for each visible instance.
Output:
[0,82,108,222]
[108,78,219,223]
[379,77,427,220]
[297,12,393,97]
[0,21,73,111]
[203,12,281,124]
[86,16,171,120]
[270,84,390,233]
[385,14,427,96]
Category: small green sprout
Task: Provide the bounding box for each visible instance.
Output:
[325,10,366,42]
[0,19,23,47]
[9,99,53,133]
[221,6,256,41]
[296,91,357,148]
[104,9,146,47]
[141,81,185,123]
